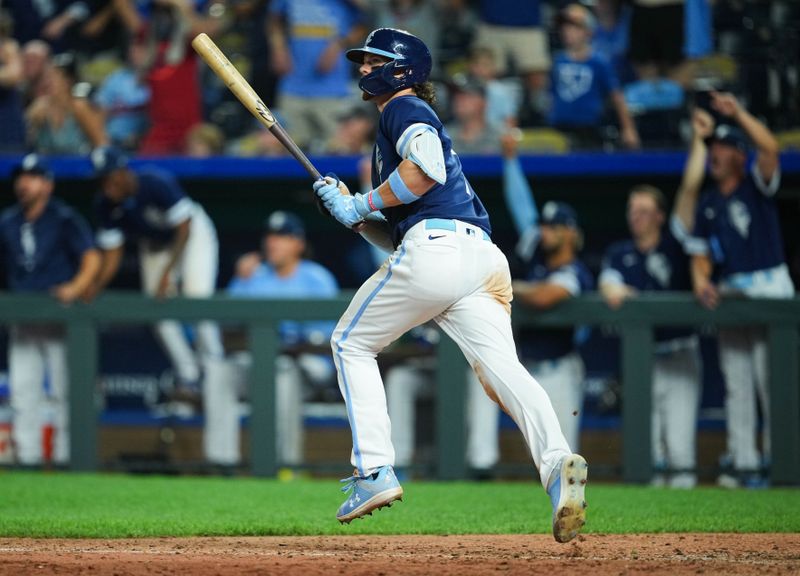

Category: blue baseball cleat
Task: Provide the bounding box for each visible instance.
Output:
[337,465,404,524]
[547,454,588,543]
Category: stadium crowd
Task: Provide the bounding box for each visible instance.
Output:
[0,0,798,155]
[0,0,799,489]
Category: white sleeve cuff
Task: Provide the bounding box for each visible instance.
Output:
[97,228,124,250]
[598,268,625,287]
[669,214,691,248]
[165,198,194,226]
[751,161,781,197]
[548,269,581,296]
[684,236,710,255]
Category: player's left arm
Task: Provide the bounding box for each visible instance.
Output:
[710,91,780,187]
[513,267,582,310]
[513,281,572,310]
[315,126,444,227]
[53,248,101,304]
[157,218,191,299]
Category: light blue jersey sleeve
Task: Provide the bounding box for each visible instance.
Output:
[503,156,540,262]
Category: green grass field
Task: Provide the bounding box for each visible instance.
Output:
[1,471,798,538]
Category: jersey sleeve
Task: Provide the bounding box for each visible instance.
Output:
[598,244,626,287]
[147,171,194,226]
[750,161,781,197]
[94,196,125,250]
[386,99,440,159]
[548,266,582,296]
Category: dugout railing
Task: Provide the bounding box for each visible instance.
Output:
[0,292,797,485]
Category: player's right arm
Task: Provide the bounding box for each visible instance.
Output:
[673,109,713,233]
[84,244,124,301]
[691,253,718,309]
[598,246,637,310]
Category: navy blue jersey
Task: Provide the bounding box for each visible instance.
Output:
[689,165,785,278]
[371,96,491,246]
[601,216,693,342]
[94,168,194,248]
[0,197,95,291]
[518,257,594,362]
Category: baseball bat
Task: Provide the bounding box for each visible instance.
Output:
[191,33,323,181]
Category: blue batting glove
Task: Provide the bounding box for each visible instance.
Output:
[326,193,372,228]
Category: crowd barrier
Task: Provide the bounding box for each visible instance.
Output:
[0,292,797,485]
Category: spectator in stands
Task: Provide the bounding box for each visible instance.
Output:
[371,0,440,75]
[628,0,686,83]
[185,122,225,156]
[598,109,710,489]
[4,0,90,52]
[26,51,106,155]
[502,133,595,452]
[686,92,795,488]
[466,46,520,131]
[473,0,549,125]
[20,40,51,107]
[324,105,375,155]
[548,2,640,150]
[0,154,100,467]
[268,0,365,151]
[227,211,340,469]
[445,75,502,154]
[136,0,227,154]
[0,10,26,152]
[93,38,150,151]
[437,0,479,74]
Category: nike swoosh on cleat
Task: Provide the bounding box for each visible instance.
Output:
[428,234,446,240]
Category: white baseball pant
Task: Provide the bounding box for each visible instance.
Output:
[331,219,571,488]
[139,203,231,464]
[525,353,585,452]
[8,325,69,465]
[385,362,500,471]
[718,264,795,473]
[652,339,701,487]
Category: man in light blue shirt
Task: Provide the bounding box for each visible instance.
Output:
[227,211,339,467]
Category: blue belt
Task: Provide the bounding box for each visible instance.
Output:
[425,218,491,241]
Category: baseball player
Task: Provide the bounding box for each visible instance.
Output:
[686,92,794,488]
[0,154,100,465]
[501,132,594,452]
[86,146,237,467]
[226,211,339,469]
[598,110,709,488]
[313,28,587,543]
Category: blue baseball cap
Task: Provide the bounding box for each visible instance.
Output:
[11,153,53,180]
[91,146,129,178]
[541,201,580,228]
[710,124,748,153]
[263,211,305,239]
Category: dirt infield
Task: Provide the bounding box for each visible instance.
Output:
[1,534,798,575]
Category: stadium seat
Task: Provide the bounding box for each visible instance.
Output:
[517,128,570,153]
[776,129,800,151]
